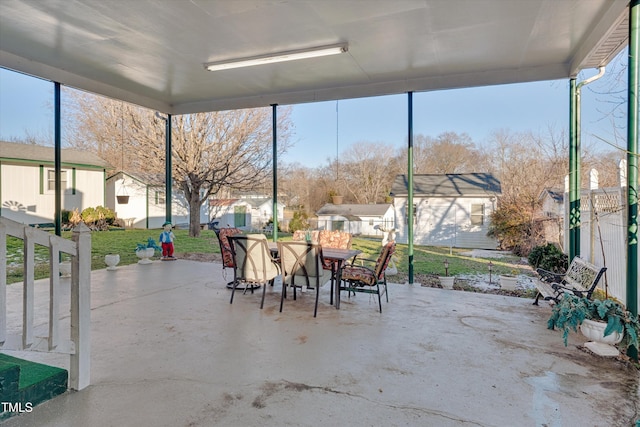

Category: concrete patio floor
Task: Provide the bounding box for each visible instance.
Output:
[1,259,638,426]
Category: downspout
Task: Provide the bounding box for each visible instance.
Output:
[627,0,639,361]
[569,66,606,260]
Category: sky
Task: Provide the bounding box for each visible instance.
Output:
[0,49,628,168]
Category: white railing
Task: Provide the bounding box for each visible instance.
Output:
[0,216,91,390]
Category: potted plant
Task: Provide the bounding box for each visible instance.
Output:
[328,189,343,205]
[135,238,160,264]
[547,293,640,356]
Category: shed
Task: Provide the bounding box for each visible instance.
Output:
[390,173,502,249]
[315,203,394,236]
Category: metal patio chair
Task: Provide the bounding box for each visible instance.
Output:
[339,242,396,313]
[278,241,331,317]
[228,234,281,309]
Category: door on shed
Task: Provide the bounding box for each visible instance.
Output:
[234,206,246,227]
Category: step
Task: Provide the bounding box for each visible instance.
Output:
[0,353,68,421]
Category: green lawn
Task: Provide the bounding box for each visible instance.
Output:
[5,228,532,285]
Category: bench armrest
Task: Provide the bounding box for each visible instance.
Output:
[536,268,564,284]
[552,282,588,298]
[347,257,377,267]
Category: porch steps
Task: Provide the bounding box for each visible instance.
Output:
[0,353,68,421]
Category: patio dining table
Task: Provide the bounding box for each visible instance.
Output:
[267,242,360,309]
[322,247,361,309]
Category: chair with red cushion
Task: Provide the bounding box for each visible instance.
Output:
[215,227,258,291]
[339,242,396,313]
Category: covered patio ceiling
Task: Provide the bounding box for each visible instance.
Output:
[0,0,630,116]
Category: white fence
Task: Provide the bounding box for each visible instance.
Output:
[0,217,91,390]
[564,188,630,306]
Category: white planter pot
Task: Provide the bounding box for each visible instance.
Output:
[499,275,518,291]
[439,276,454,289]
[136,248,155,265]
[105,254,120,270]
[580,318,623,357]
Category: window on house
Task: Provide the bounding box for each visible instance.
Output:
[46,169,67,192]
[155,190,166,205]
[471,204,484,225]
[405,204,417,225]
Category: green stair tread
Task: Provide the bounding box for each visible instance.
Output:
[0,362,20,397]
[0,354,67,389]
[0,354,68,420]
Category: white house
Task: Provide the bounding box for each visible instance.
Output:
[315,203,395,236]
[0,141,110,225]
[390,173,502,249]
[242,196,283,230]
[105,171,208,229]
[538,187,564,245]
[209,196,284,230]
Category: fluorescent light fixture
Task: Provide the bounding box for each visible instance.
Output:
[204,43,348,71]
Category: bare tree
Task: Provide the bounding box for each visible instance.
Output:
[339,141,399,203]
[395,132,487,174]
[278,163,317,212]
[66,91,293,237]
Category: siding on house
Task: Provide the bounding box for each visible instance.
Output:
[0,141,109,225]
[209,197,283,230]
[106,171,204,229]
[390,173,501,250]
[538,188,564,245]
[315,203,394,236]
[540,188,564,218]
[393,196,498,249]
[242,197,283,230]
[209,199,247,229]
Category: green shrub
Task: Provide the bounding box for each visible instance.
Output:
[61,209,72,224]
[528,243,568,273]
[288,210,309,233]
[81,206,116,226]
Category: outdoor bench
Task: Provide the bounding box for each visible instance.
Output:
[532,256,606,305]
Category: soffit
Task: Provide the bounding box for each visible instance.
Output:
[0,0,629,114]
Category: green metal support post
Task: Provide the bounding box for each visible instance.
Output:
[54,82,62,236]
[407,92,414,284]
[569,78,580,261]
[165,114,172,225]
[272,104,278,242]
[627,0,639,361]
